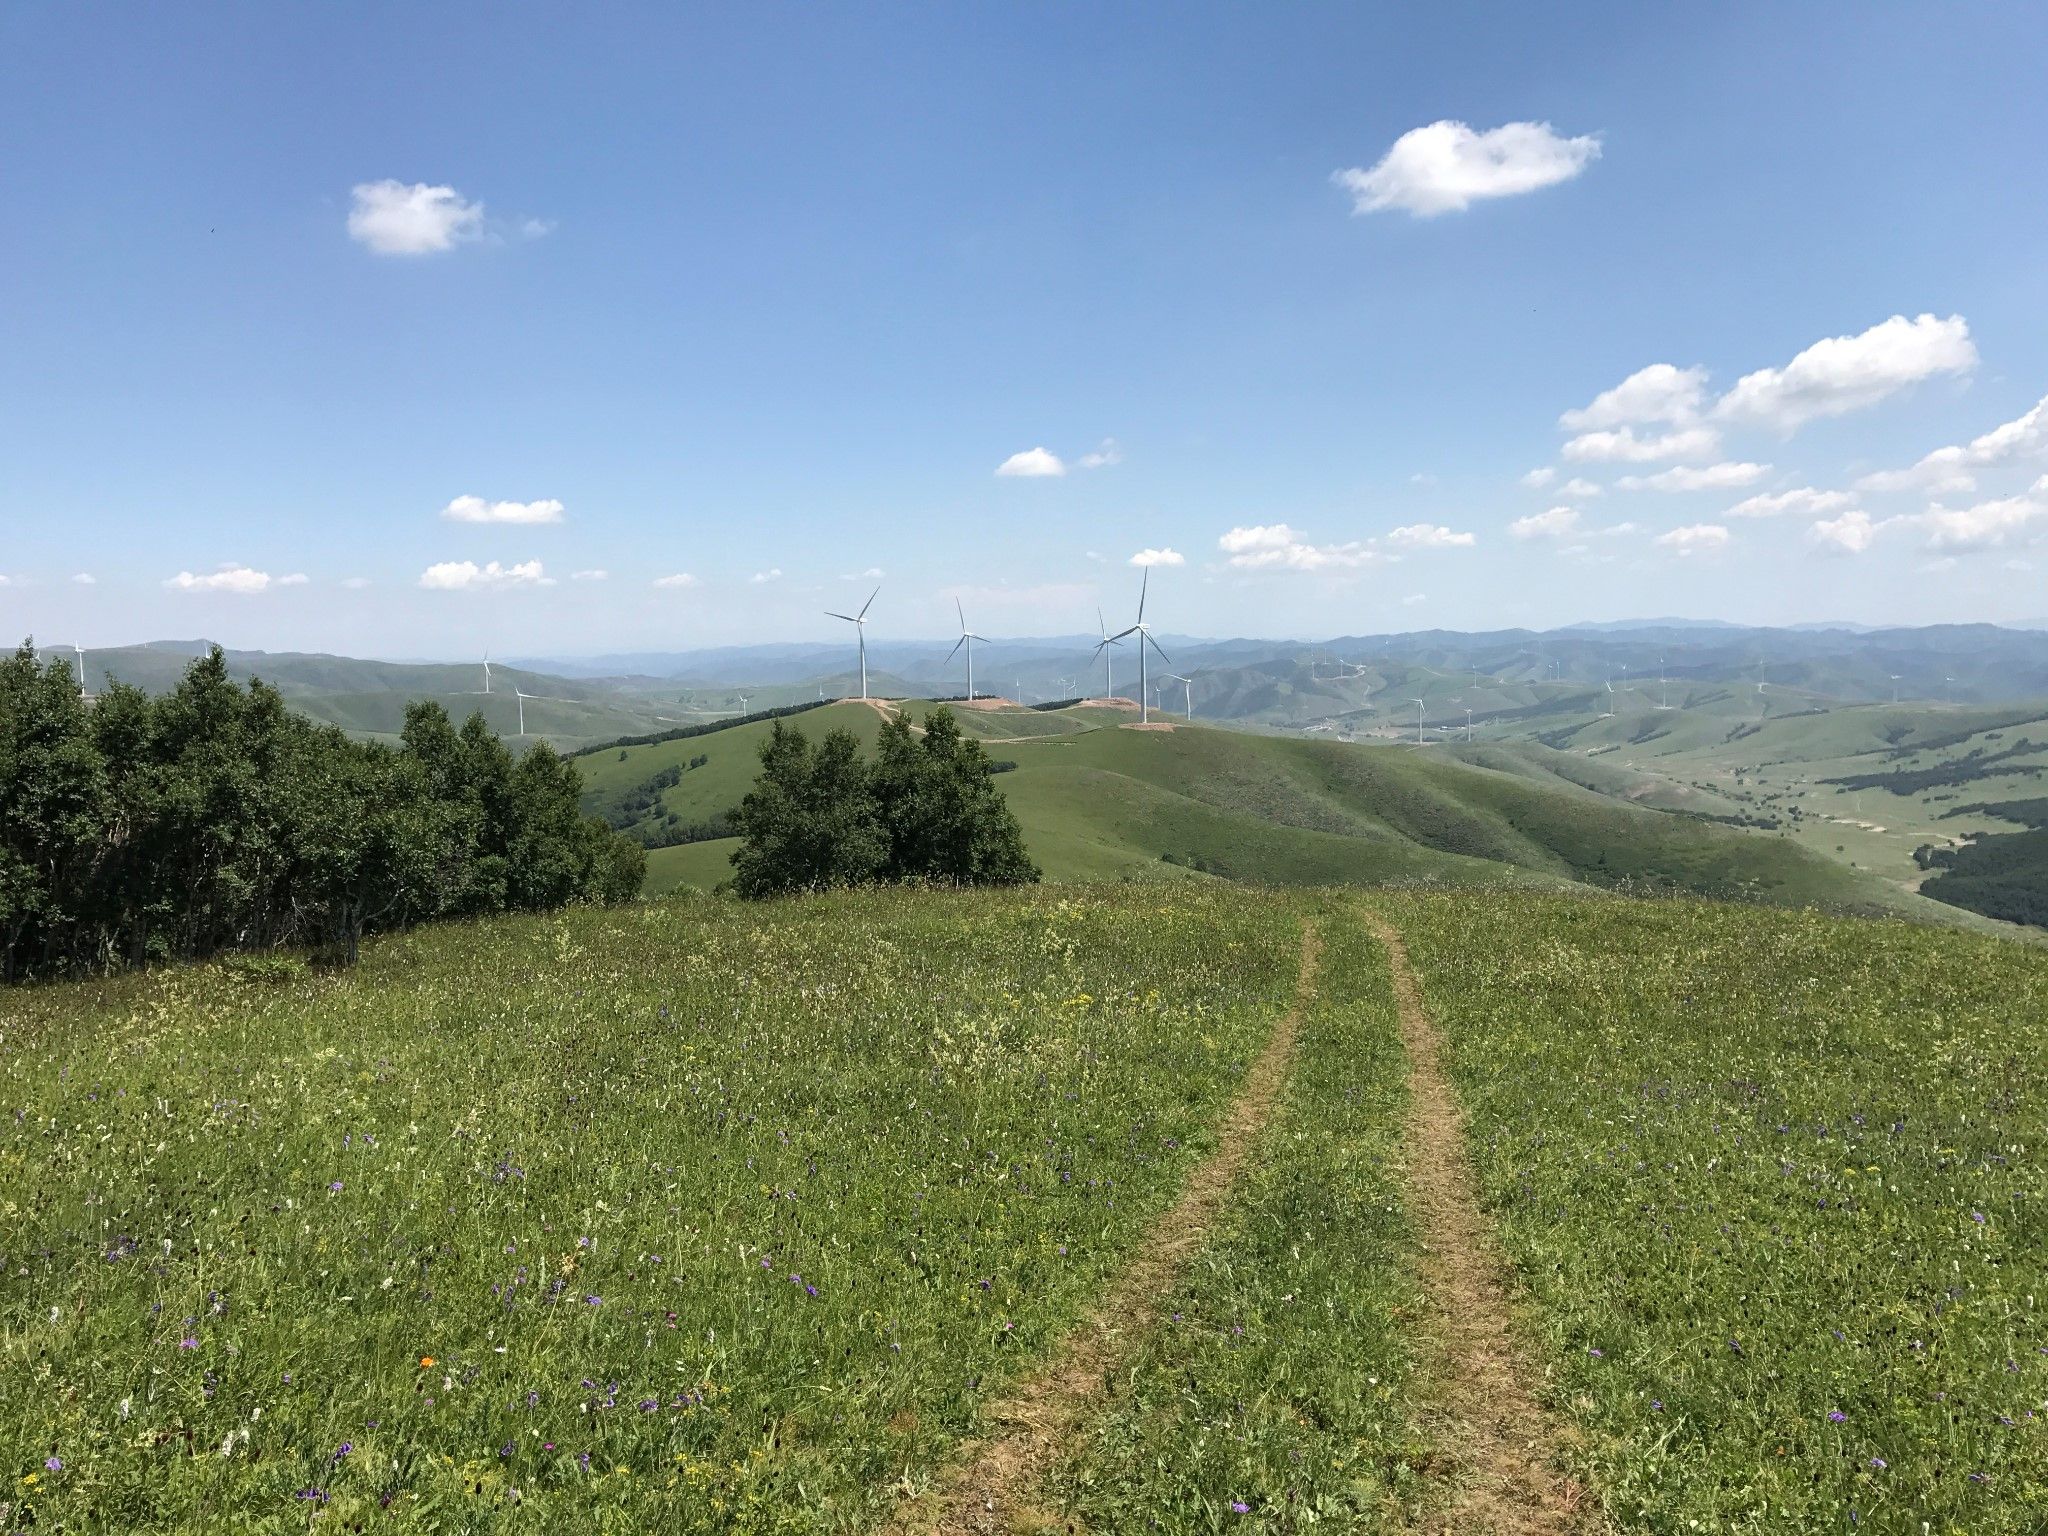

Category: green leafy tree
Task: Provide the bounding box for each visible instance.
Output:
[729,723,886,897]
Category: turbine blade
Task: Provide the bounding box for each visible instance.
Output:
[859,586,879,619]
[956,596,965,631]
[825,611,854,622]
[1109,625,1140,642]
[1147,632,1171,664]
[946,636,965,662]
[1137,565,1149,622]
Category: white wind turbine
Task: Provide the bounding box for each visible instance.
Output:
[1655,657,1674,710]
[1889,674,1902,704]
[508,674,569,736]
[73,644,88,692]
[1164,672,1195,719]
[1092,606,1123,700]
[478,649,494,695]
[825,587,879,701]
[947,599,986,700]
[1412,698,1427,745]
[1101,567,1171,723]
[1464,707,1474,741]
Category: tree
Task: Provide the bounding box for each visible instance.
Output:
[729,723,886,897]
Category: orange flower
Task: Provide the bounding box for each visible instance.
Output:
[419,1355,436,1368]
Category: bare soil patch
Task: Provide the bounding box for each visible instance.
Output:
[1119,721,1177,732]
[1359,910,1597,1535]
[884,924,1322,1535]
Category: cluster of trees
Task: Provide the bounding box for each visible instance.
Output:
[1,643,644,981]
[730,710,1038,897]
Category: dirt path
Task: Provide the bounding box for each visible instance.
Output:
[884,922,1322,1536]
[1359,910,1595,1535]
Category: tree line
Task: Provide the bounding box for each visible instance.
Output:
[730,709,1038,896]
[1,643,644,981]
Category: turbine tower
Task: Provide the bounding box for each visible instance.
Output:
[1101,567,1171,723]
[947,599,986,700]
[825,586,879,701]
[1165,672,1195,719]
[1412,698,1427,745]
[1092,606,1122,700]
[73,644,87,691]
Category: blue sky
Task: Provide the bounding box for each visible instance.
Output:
[5,2,2046,655]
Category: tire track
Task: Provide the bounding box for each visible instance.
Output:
[883,921,1322,1536]
[1359,909,1595,1535]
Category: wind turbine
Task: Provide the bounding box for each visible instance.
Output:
[947,599,985,700]
[1603,678,1616,719]
[1655,658,1674,710]
[1092,606,1123,700]
[1101,567,1171,723]
[736,691,752,713]
[825,586,879,701]
[1164,672,1195,719]
[73,644,87,692]
[1464,707,1474,741]
[1889,674,1902,704]
[1410,698,1427,745]
[479,649,494,695]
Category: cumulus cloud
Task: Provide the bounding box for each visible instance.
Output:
[1333,120,1600,217]
[571,569,608,582]
[442,495,565,525]
[277,572,310,586]
[1562,425,1719,463]
[418,559,549,590]
[341,576,373,590]
[1602,521,1639,536]
[165,564,275,594]
[1909,496,2046,552]
[1725,486,1858,518]
[1078,438,1123,469]
[1217,524,1383,570]
[0,575,9,587]
[749,568,783,584]
[1653,523,1731,556]
[1855,391,2048,495]
[653,572,700,589]
[996,447,1065,478]
[1618,461,1770,492]
[842,567,885,580]
[1520,466,1556,489]
[72,573,96,585]
[348,180,486,256]
[1559,364,1707,431]
[1508,506,1581,540]
[1558,477,1603,498]
[1128,548,1186,567]
[1811,509,1883,554]
[1714,313,1976,432]
[1386,522,1476,549]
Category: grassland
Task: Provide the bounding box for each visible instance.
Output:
[6,882,2048,1531]
[1389,891,2048,1531]
[586,700,1983,931]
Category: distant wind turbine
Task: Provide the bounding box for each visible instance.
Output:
[1092,606,1123,700]
[947,599,986,700]
[1412,698,1426,745]
[1464,707,1474,741]
[1165,672,1195,719]
[73,644,87,692]
[1101,567,1171,723]
[1890,674,1902,704]
[825,587,879,701]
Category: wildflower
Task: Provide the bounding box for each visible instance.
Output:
[1972,1210,1986,1224]
[329,1181,344,1193]
[179,1336,199,1350]
[45,1457,62,1472]
[332,1442,352,1462]
[584,1294,602,1307]
[1870,1457,1887,1470]
[1828,1410,1847,1423]
[1588,1347,1604,1358]
[1231,1500,1251,1513]
[420,1356,436,1368]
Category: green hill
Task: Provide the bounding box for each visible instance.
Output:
[583,699,1993,927]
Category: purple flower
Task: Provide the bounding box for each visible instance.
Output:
[1651,1399,1663,1412]
[1829,1410,1847,1423]
[329,1181,344,1193]
[1588,1347,1604,1358]
[584,1294,602,1307]
[332,1442,353,1462]
[1972,1210,1987,1224]
[1231,1500,1250,1514]
[179,1336,199,1350]
[295,1487,330,1503]
[1870,1456,1888,1470]
[44,1457,61,1472]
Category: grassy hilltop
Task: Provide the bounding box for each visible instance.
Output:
[5,885,2044,1532]
[576,699,1991,930]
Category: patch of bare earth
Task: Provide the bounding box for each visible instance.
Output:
[1359,910,1598,1536]
[1118,720,1177,732]
[883,923,1322,1536]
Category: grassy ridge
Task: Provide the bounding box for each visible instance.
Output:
[1050,904,1425,1530]
[1387,892,2048,1532]
[0,888,1306,1532]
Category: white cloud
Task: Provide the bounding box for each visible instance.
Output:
[1218,524,1383,570]
[1909,496,2046,552]
[1128,547,1186,567]
[1601,521,1639,536]
[841,567,885,580]
[1855,391,2048,495]
[1333,120,1600,217]
[749,568,783,584]
[277,572,310,586]
[165,564,275,594]
[1520,466,1556,489]
[1558,477,1603,498]
[442,495,565,525]
[1386,522,1476,549]
[1618,461,1770,492]
[996,446,1065,478]
[71,573,96,585]
[1078,438,1123,470]
[341,576,373,590]
[1810,509,1884,554]
[0,574,10,587]
[518,217,556,241]
[347,180,486,256]
[1509,506,1581,540]
[571,569,608,582]
[418,559,549,590]
[2005,558,2035,572]
[653,572,700,589]
[1562,425,1719,463]
[1409,471,1438,487]
[1725,486,1857,518]
[1402,592,1428,605]
[1714,313,1976,432]
[1653,523,1731,556]
[1559,364,1707,431]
